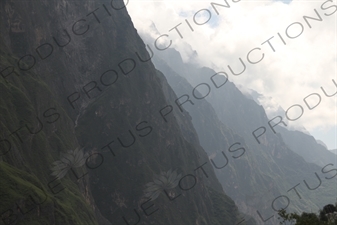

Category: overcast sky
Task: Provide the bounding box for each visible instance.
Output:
[126,0,336,150]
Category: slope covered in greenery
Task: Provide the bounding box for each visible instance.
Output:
[0,41,99,224]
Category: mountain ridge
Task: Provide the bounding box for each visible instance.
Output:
[149,45,337,224]
[0,1,251,224]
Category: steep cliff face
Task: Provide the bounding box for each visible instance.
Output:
[0,30,100,224]
[151,47,337,224]
[0,1,248,224]
[275,127,337,167]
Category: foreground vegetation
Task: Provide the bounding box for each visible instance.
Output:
[278,203,337,225]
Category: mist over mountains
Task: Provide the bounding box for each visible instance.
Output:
[330,149,337,155]
[0,1,253,224]
[143,33,337,224]
[0,1,336,225]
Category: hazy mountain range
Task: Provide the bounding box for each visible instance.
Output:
[0,1,335,225]
[145,33,337,224]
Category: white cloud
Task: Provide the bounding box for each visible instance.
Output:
[126,0,337,148]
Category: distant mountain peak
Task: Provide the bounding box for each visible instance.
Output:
[329,149,337,154]
[316,139,328,149]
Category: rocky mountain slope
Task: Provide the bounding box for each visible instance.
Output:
[0,0,253,224]
[150,46,337,225]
